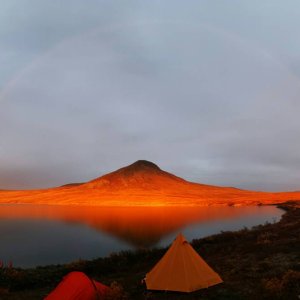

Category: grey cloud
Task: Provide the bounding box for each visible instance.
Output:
[0,1,300,191]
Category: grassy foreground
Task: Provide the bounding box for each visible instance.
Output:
[0,201,299,300]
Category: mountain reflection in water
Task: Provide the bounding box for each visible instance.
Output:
[0,205,283,267]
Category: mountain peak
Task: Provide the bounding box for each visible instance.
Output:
[128,160,161,171]
[83,160,185,189]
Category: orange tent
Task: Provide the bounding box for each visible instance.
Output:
[145,233,223,292]
[44,271,108,300]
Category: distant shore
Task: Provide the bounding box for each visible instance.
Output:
[1,161,300,207]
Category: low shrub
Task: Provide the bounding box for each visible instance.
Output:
[104,281,128,300]
[263,270,300,299]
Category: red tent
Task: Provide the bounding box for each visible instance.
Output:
[44,271,108,300]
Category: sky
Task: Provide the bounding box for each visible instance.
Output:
[1,0,300,191]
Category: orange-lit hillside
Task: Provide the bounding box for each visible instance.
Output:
[0,160,300,206]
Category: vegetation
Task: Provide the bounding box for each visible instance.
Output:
[0,201,299,299]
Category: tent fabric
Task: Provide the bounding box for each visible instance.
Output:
[44,271,108,300]
[145,233,223,293]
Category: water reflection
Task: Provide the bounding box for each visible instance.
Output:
[0,205,283,267]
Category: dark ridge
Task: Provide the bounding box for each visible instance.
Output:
[127,160,161,171]
[60,183,84,188]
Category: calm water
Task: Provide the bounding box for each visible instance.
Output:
[0,204,284,268]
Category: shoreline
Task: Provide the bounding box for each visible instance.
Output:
[0,201,293,207]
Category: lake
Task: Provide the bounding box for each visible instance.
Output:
[0,204,284,268]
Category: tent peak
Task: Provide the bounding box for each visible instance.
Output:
[176,232,188,244]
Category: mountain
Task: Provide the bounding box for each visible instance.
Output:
[82,160,186,189]
[0,160,300,206]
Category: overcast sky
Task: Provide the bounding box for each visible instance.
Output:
[1,1,300,191]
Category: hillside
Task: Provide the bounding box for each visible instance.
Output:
[0,160,300,206]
